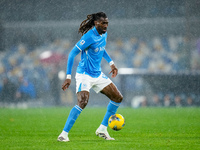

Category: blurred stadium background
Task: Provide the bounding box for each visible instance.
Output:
[0,0,200,108]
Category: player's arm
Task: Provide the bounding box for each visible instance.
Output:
[62,34,92,90]
[62,46,80,91]
[103,50,118,78]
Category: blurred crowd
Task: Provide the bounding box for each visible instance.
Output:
[106,36,200,71]
[131,92,199,108]
[0,36,200,106]
[152,93,199,107]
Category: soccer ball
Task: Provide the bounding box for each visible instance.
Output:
[108,114,125,131]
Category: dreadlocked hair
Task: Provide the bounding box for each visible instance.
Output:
[78,12,107,35]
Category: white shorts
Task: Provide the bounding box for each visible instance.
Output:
[75,72,112,93]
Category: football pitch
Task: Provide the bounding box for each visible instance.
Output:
[1,107,200,150]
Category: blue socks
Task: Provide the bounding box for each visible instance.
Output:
[63,105,82,132]
[101,100,121,126]
[63,101,120,133]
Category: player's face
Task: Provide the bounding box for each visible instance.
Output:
[95,17,109,34]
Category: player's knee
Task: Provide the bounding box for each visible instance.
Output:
[78,99,88,109]
[113,93,123,103]
[118,94,123,103]
[78,92,89,109]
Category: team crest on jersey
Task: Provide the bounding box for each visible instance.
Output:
[94,48,99,52]
[80,40,85,45]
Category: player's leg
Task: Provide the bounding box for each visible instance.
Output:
[101,82,123,103]
[63,91,89,131]
[57,91,89,142]
[94,73,123,140]
[100,83,123,126]
[57,104,82,142]
[77,91,90,109]
[58,73,91,142]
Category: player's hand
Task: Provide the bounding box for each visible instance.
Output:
[109,64,118,78]
[62,79,71,91]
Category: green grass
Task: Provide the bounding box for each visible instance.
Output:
[0,107,200,150]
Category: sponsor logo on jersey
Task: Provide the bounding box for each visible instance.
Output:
[94,46,105,53]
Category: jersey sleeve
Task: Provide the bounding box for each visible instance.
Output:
[66,46,81,75]
[75,33,93,51]
[103,50,112,63]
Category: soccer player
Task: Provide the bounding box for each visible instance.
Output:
[57,12,123,142]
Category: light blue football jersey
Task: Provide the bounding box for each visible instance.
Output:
[75,27,111,78]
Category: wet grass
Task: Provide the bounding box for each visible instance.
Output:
[0,107,200,150]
